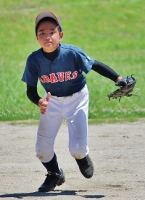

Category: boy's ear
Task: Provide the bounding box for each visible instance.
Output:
[59,31,64,40]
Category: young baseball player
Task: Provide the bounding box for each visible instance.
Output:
[22,10,122,192]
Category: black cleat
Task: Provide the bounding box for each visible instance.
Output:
[76,155,94,178]
[38,169,65,192]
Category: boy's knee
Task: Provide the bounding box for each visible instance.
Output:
[36,135,54,162]
[36,146,54,163]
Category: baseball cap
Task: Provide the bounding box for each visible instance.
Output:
[35,11,62,32]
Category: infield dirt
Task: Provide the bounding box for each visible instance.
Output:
[0,120,145,200]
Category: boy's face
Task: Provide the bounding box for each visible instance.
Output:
[36,21,63,52]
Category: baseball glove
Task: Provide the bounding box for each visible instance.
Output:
[107,75,136,102]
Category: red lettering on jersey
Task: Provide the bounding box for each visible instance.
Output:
[40,71,78,83]
[65,71,71,81]
[40,75,51,83]
[71,71,78,79]
[50,73,58,83]
[57,72,64,82]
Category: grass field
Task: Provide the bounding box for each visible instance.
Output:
[0,0,144,122]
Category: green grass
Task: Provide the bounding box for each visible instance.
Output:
[0,0,144,122]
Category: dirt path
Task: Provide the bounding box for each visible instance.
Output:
[0,120,145,200]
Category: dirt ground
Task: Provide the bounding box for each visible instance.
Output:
[0,119,145,200]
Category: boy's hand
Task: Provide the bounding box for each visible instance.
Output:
[38,92,51,114]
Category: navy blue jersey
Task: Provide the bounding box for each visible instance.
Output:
[22,44,95,97]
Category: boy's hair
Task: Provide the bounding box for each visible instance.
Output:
[35,17,62,35]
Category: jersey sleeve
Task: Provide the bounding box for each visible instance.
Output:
[21,56,38,86]
[75,47,95,74]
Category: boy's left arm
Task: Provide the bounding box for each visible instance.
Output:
[91,60,121,82]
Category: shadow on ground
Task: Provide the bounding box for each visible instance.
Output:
[0,190,105,199]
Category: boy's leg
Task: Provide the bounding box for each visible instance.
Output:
[64,85,94,178]
[36,96,65,192]
[42,153,60,174]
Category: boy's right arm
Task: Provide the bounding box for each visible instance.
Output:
[26,84,51,114]
[26,85,41,105]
